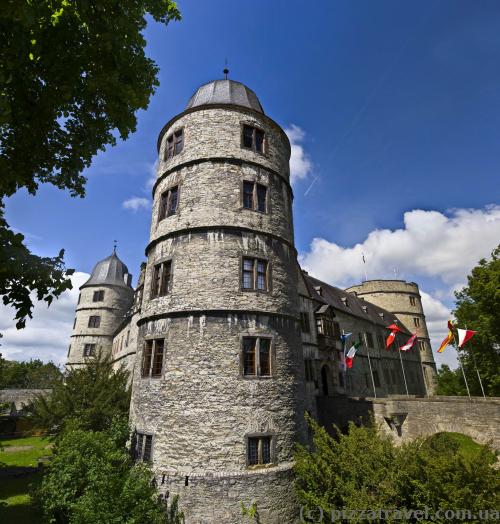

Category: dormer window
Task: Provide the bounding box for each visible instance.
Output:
[341,297,349,308]
[242,124,265,154]
[165,129,183,160]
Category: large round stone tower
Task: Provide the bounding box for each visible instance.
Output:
[129,79,305,523]
[67,251,134,367]
[346,280,437,394]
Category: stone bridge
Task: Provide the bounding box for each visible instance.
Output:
[0,389,51,415]
[317,395,500,450]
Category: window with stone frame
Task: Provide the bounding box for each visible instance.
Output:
[135,432,153,462]
[242,180,267,212]
[93,290,105,302]
[165,128,183,160]
[317,317,338,338]
[151,260,172,298]
[304,359,315,381]
[141,339,165,378]
[158,186,179,220]
[242,337,272,377]
[247,435,272,466]
[67,345,71,357]
[365,332,375,348]
[241,257,269,291]
[242,124,265,154]
[419,340,426,352]
[409,295,416,306]
[300,312,311,333]
[83,343,96,357]
[413,317,420,327]
[88,316,100,328]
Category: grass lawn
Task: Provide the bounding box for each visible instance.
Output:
[0,436,52,523]
[429,431,496,462]
[0,435,52,467]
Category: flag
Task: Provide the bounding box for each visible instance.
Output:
[400,333,417,352]
[437,320,454,353]
[457,328,477,348]
[340,332,352,343]
[345,342,361,368]
[386,323,401,349]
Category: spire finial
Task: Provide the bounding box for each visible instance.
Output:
[113,240,117,254]
[223,58,229,80]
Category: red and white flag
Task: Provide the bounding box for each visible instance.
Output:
[386,323,401,349]
[400,333,418,352]
[457,329,477,348]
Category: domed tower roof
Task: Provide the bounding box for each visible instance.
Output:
[185,79,264,114]
[81,251,132,289]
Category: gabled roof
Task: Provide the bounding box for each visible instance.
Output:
[302,271,410,334]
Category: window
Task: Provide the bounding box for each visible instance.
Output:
[247,436,272,466]
[316,317,340,339]
[73,318,77,329]
[409,296,416,306]
[135,432,153,462]
[377,333,385,350]
[304,359,315,381]
[93,290,105,302]
[365,332,375,348]
[126,330,130,347]
[242,258,268,291]
[151,261,172,298]
[158,186,179,220]
[242,125,265,153]
[242,181,267,212]
[67,345,71,357]
[300,312,310,333]
[83,343,96,357]
[88,316,100,328]
[383,368,391,385]
[373,370,381,388]
[165,129,183,159]
[77,293,81,305]
[341,297,349,308]
[419,340,426,352]
[142,339,165,378]
[243,337,271,377]
[413,317,420,327]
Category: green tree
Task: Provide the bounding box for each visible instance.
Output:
[0,0,180,330]
[30,352,130,437]
[295,420,499,523]
[453,245,500,396]
[35,417,185,523]
[435,364,467,396]
[0,357,62,388]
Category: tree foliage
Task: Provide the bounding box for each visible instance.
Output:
[30,352,130,437]
[453,245,500,396]
[35,417,185,524]
[435,364,467,396]
[295,418,499,522]
[0,0,180,330]
[0,354,62,388]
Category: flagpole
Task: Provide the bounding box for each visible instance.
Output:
[451,329,471,400]
[342,330,348,394]
[364,334,377,398]
[397,344,410,397]
[464,325,486,399]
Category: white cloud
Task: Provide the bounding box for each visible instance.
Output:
[284,124,312,184]
[146,160,159,190]
[300,205,500,369]
[122,197,150,212]
[0,272,90,365]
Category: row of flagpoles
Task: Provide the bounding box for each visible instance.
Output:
[339,321,483,399]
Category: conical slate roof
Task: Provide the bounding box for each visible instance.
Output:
[81,252,132,289]
[185,79,264,114]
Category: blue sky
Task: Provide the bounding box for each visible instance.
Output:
[2,0,500,367]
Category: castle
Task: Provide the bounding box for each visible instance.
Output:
[67,78,438,523]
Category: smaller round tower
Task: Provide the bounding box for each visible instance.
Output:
[67,251,134,367]
[346,280,437,394]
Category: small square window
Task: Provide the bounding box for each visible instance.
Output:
[242,125,266,154]
[159,186,179,221]
[151,261,172,298]
[135,432,153,462]
[241,257,268,292]
[83,343,96,357]
[247,436,272,466]
[88,316,100,328]
[165,129,183,160]
[93,290,105,302]
[142,339,165,378]
[242,337,272,377]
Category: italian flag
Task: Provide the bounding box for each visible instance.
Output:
[345,342,361,369]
